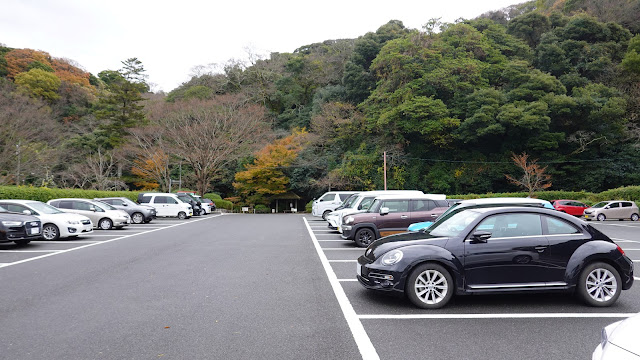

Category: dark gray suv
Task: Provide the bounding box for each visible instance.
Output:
[96,197,156,224]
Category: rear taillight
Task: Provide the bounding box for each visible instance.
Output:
[616,245,625,256]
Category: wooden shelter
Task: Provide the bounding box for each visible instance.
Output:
[270,191,302,213]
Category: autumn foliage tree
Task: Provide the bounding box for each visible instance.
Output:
[233,128,309,205]
[505,152,552,196]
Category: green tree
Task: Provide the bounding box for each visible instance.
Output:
[14,68,61,101]
[94,58,148,148]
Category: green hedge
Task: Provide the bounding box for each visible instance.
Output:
[212,199,233,210]
[204,192,222,200]
[0,186,139,202]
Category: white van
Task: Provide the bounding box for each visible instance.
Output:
[325,190,427,231]
[311,191,357,219]
[138,193,193,219]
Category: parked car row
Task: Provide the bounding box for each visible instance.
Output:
[314,192,634,311]
[0,192,218,244]
[551,199,639,221]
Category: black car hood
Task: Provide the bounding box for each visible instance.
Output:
[367,231,449,260]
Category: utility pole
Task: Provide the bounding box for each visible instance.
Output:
[383,151,387,190]
[15,142,21,186]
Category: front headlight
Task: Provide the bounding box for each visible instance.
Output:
[67,220,80,225]
[381,250,403,266]
[345,216,354,224]
[2,221,22,226]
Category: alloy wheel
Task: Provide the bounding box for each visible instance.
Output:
[414,269,449,305]
[585,268,618,303]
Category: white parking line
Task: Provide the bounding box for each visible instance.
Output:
[318,240,351,242]
[0,214,224,269]
[594,223,640,228]
[358,313,638,320]
[339,279,358,282]
[636,277,640,281]
[0,250,61,253]
[304,218,379,360]
[322,248,364,251]
[33,241,100,244]
[612,238,640,243]
[329,260,358,263]
[82,234,127,237]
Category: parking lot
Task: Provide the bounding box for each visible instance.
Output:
[0,216,216,268]
[0,213,638,359]
[304,216,640,360]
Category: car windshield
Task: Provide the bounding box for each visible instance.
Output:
[27,201,64,214]
[591,202,608,208]
[342,195,359,209]
[93,201,116,211]
[366,199,381,213]
[428,209,483,237]
[120,198,137,206]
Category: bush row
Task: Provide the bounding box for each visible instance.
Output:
[450,186,640,205]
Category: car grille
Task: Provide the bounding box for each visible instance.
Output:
[6,220,41,238]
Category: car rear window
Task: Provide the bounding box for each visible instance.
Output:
[622,202,632,207]
[139,196,152,204]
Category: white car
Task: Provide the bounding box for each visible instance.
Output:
[0,200,93,240]
[311,191,357,219]
[137,193,193,219]
[593,312,640,359]
[325,190,427,232]
[47,198,130,230]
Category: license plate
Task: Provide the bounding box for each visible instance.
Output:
[30,228,40,235]
[584,215,589,218]
[357,263,362,276]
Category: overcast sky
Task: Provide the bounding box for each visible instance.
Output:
[1,0,521,92]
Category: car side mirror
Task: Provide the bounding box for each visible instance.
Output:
[470,231,492,243]
[22,210,32,215]
[604,206,610,209]
[122,203,128,206]
[89,206,96,212]
[380,207,390,215]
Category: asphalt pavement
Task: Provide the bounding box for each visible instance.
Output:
[0,214,638,360]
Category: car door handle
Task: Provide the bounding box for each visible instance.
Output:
[534,246,548,253]
[400,215,408,219]
[431,214,438,217]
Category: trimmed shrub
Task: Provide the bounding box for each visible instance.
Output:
[254,204,270,213]
[0,186,139,202]
[204,193,222,200]
[305,200,313,213]
[212,199,233,210]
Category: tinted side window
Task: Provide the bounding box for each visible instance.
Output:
[101,199,113,205]
[338,193,352,201]
[4,204,28,213]
[411,200,433,212]
[475,213,542,238]
[545,216,580,235]
[319,193,335,201]
[73,201,92,211]
[59,201,73,209]
[381,200,409,213]
[167,197,179,204]
[435,200,449,208]
[139,196,152,204]
[609,202,620,208]
[154,196,167,204]
[622,202,632,208]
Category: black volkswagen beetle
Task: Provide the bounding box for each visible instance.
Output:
[357,206,634,309]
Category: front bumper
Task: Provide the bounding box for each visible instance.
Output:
[113,217,130,227]
[356,256,404,295]
[341,225,354,240]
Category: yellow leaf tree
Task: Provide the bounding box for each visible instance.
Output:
[234,128,308,205]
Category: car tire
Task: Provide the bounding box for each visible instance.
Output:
[322,210,331,220]
[631,213,639,221]
[99,218,113,230]
[406,263,454,309]
[14,240,30,246]
[178,212,187,220]
[597,214,606,221]
[354,228,376,248]
[131,212,145,224]
[42,223,60,240]
[577,262,621,307]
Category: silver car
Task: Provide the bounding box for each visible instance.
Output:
[583,201,639,222]
[96,197,156,224]
[47,198,131,230]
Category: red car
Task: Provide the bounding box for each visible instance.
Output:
[550,199,589,216]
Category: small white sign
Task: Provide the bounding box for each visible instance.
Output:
[242,207,249,212]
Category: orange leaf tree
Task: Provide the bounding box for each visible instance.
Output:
[505,152,552,197]
[233,128,309,205]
